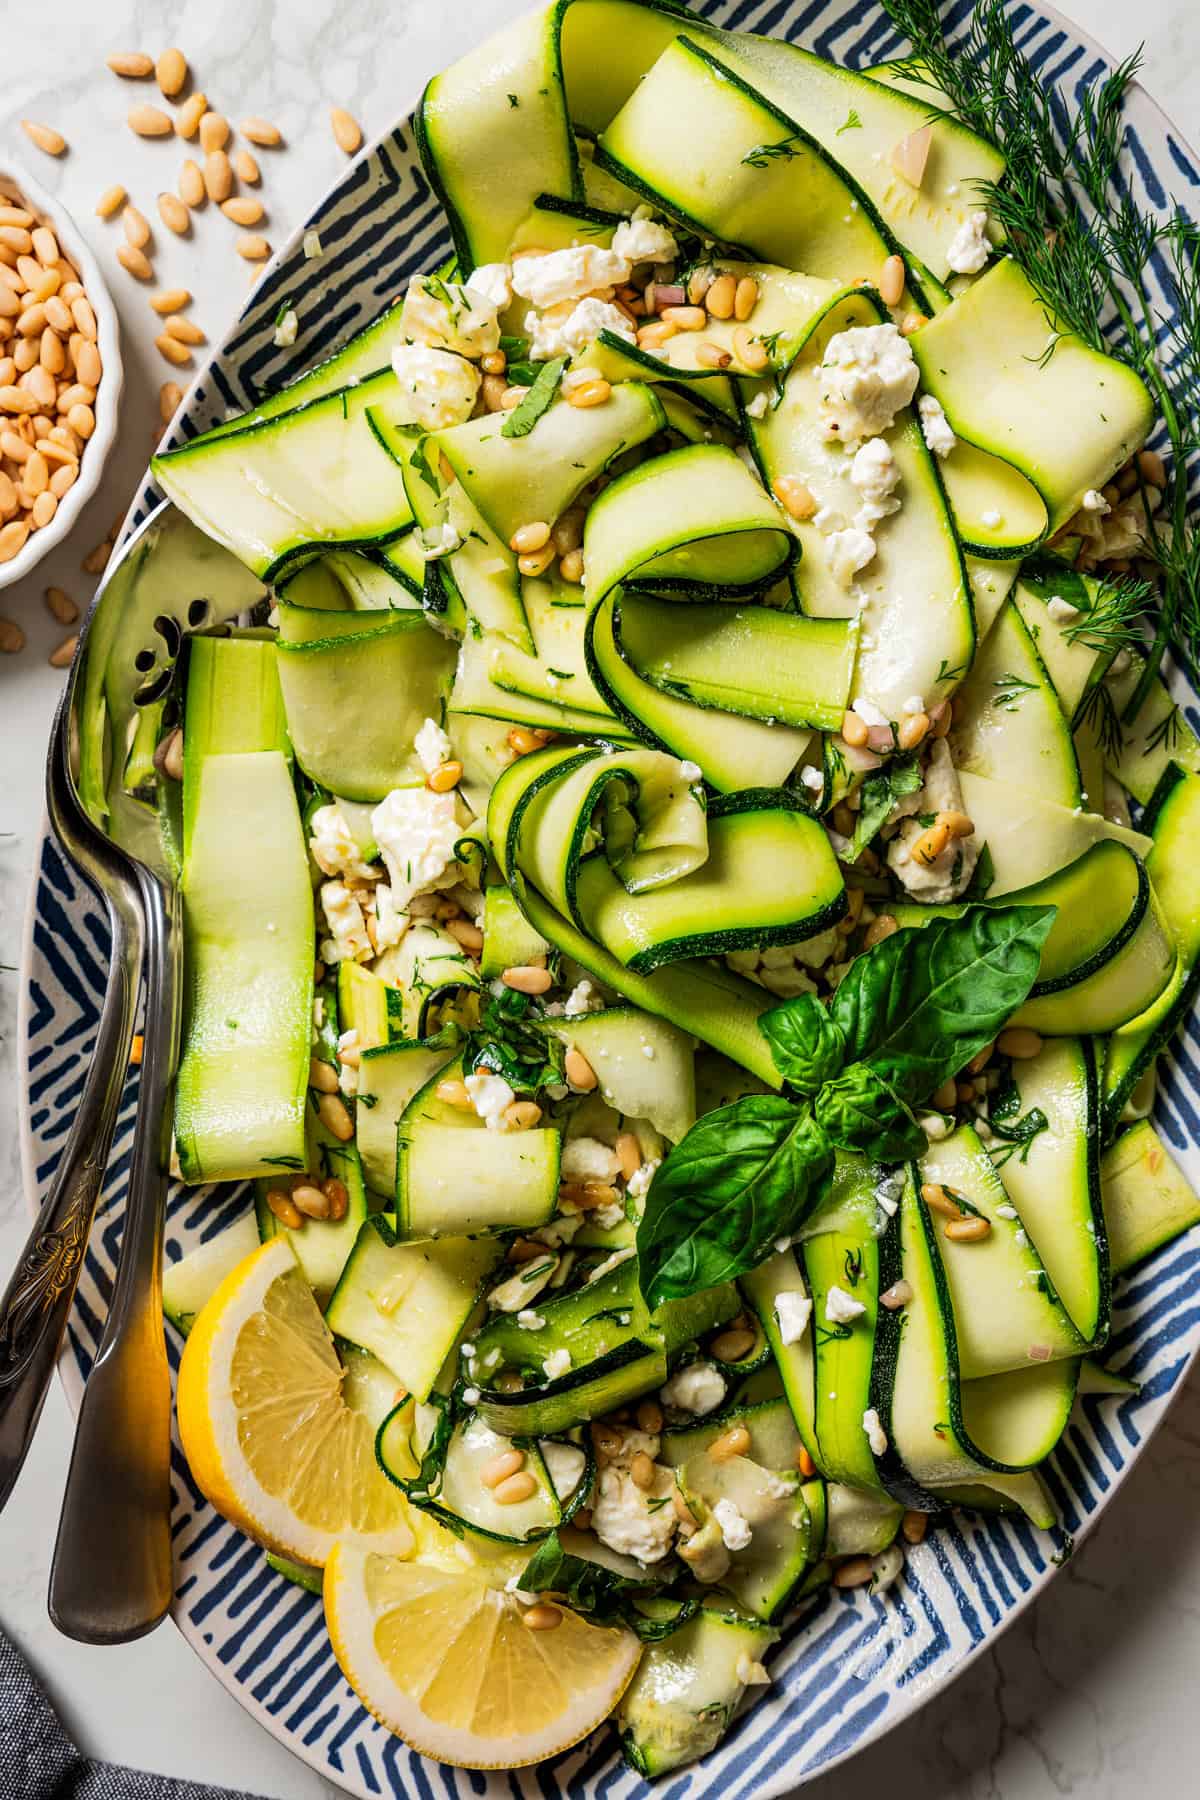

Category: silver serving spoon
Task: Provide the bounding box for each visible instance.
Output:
[2,500,263,1641]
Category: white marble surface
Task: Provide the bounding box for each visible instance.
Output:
[1,1,1197,1796]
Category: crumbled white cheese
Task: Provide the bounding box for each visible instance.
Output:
[919,1112,952,1140]
[302,229,323,259]
[487,1256,559,1311]
[994,1203,1019,1221]
[611,216,678,265]
[563,978,603,1017]
[901,694,926,716]
[465,261,513,310]
[818,323,919,449]
[863,1407,889,1456]
[1081,487,1111,515]
[917,393,956,457]
[1046,594,1082,624]
[774,1290,813,1346]
[850,436,902,531]
[462,1385,480,1405]
[516,1309,546,1330]
[800,764,824,795]
[587,1246,637,1284]
[627,1159,660,1200]
[607,1428,661,1469]
[370,786,461,908]
[465,1070,516,1130]
[660,1361,726,1415]
[319,881,371,963]
[512,244,630,309]
[528,294,636,361]
[945,211,991,275]
[744,390,769,420]
[272,308,298,349]
[678,758,702,781]
[826,525,878,587]
[591,1464,677,1563]
[390,341,480,430]
[369,881,408,952]
[825,1284,867,1325]
[713,1497,753,1551]
[309,805,377,880]
[417,521,462,559]
[413,715,452,774]
[561,1136,620,1183]
[736,1653,772,1687]
[543,1347,572,1380]
[539,1441,587,1499]
[402,274,502,357]
[851,696,889,729]
[589,1201,626,1231]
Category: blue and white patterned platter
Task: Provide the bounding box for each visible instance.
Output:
[18,2,1200,1794]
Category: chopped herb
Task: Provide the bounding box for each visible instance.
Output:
[357,1093,378,1110]
[836,109,863,135]
[987,1076,1050,1167]
[741,132,806,169]
[1146,703,1183,754]
[502,356,567,438]
[507,93,520,108]
[935,657,967,684]
[992,671,1038,710]
[843,1247,864,1287]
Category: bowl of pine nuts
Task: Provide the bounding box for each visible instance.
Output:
[0,157,123,590]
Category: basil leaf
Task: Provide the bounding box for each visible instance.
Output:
[636,1098,834,1306]
[845,753,922,862]
[501,356,566,437]
[759,993,845,1093]
[828,904,1056,1109]
[814,1064,924,1161]
[521,1530,653,1621]
[466,986,564,1095]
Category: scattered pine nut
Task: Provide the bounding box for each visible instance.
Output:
[117,243,154,281]
[944,1215,991,1243]
[107,51,154,78]
[564,1046,598,1091]
[95,185,127,220]
[232,146,261,185]
[199,111,230,154]
[733,275,759,320]
[493,1470,538,1506]
[833,1556,875,1590]
[292,1183,332,1220]
[240,116,282,147]
[178,160,206,208]
[316,1092,354,1142]
[22,122,67,157]
[236,233,271,261]
[709,1424,751,1463]
[732,326,769,372]
[158,192,190,235]
[331,107,363,155]
[81,539,111,573]
[155,332,191,366]
[521,1604,562,1632]
[266,1189,303,1230]
[44,585,78,624]
[502,964,553,995]
[156,48,188,99]
[705,272,736,318]
[122,204,151,250]
[127,104,173,138]
[164,313,205,345]
[49,632,78,668]
[0,615,26,651]
[711,1327,756,1364]
[425,758,462,793]
[175,93,207,140]
[773,474,816,521]
[221,196,265,226]
[901,1508,929,1544]
[564,376,611,408]
[203,150,234,203]
[150,286,192,314]
[878,254,906,307]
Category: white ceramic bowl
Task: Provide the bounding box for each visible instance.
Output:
[0,156,123,591]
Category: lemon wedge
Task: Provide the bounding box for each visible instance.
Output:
[324,1540,642,1768]
[177,1237,414,1566]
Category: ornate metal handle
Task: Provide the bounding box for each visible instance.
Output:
[0,885,143,1513]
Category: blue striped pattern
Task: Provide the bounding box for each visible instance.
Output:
[17,2,1200,1793]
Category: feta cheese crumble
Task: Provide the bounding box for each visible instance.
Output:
[850,436,902,530]
[370,786,462,908]
[561,1136,620,1183]
[591,1464,677,1563]
[774,1290,813,1345]
[528,295,636,362]
[516,1309,546,1330]
[825,1284,867,1325]
[627,1160,660,1200]
[542,1347,572,1380]
[540,1441,587,1499]
[390,342,480,430]
[272,308,298,349]
[917,393,956,457]
[401,274,501,357]
[817,323,919,449]
[1081,487,1112,515]
[713,1497,753,1551]
[1046,594,1082,624]
[563,978,603,1016]
[464,262,513,310]
[611,216,678,265]
[319,881,371,963]
[826,525,877,588]
[465,1070,516,1130]
[945,211,991,275]
[309,805,377,881]
[511,244,630,308]
[660,1361,726,1415]
[862,1407,889,1456]
[413,716,453,775]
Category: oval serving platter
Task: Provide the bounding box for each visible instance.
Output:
[18,1,1200,1794]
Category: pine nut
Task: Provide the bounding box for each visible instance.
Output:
[158,192,190,235]
[0,386,38,414]
[840,709,869,748]
[833,1556,875,1589]
[0,206,32,227]
[636,1399,664,1434]
[794,1444,817,1477]
[39,328,65,375]
[445,916,483,953]
[732,327,769,372]
[522,1603,562,1630]
[937,809,974,840]
[709,1424,751,1463]
[629,1450,656,1490]
[22,122,67,156]
[660,305,706,331]
[48,630,76,666]
[155,333,192,366]
[317,1092,354,1141]
[696,341,731,369]
[672,1487,698,1529]
[150,287,192,314]
[240,117,282,147]
[117,244,154,281]
[510,519,551,554]
[880,1279,914,1311]
[0,521,30,562]
[423,758,461,795]
[71,296,98,340]
[16,302,46,337]
[565,377,611,408]
[32,224,59,264]
[493,1470,538,1505]
[435,1077,473,1108]
[998,1027,1043,1060]
[636,321,675,351]
[67,402,94,439]
[0,615,26,651]
[44,585,78,624]
[232,147,261,185]
[309,1056,341,1094]
[616,1132,641,1182]
[564,1047,597,1091]
[559,548,584,583]
[922,1182,963,1219]
[235,229,270,260]
[107,51,154,77]
[910,821,949,866]
[81,539,111,573]
[879,254,906,307]
[331,107,363,155]
[966,1044,993,1076]
[323,1178,350,1222]
[900,311,927,337]
[22,449,48,495]
[1137,448,1166,488]
[944,1215,991,1242]
[266,1189,303,1229]
[481,372,508,412]
[165,314,205,345]
[292,1182,332,1220]
[122,205,151,250]
[773,474,816,521]
[932,1077,957,1111]
[897,711,929,750]
[156,48,188,99]
[518,545,555,577]
[128,104,173,137]
[711,1328,756,1364]
[901,1508,929,1544]
[506,726,542,756]
[502,964,552,995]
[199,111,230,153]
[204,152,234,204]
[221,196,265,227]
[503,1100,543,1130]
[733,276,759,321]
[705,272,737,318]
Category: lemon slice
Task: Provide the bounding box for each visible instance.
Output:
[177,1237,413,1566]
[324,1541,642,1768]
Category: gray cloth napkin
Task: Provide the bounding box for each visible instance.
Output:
[0,1625,268,1800]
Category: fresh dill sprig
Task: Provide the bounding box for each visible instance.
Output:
[1078,679,1125,761]
[1061,573,1152,655]
[880,0,1200,720]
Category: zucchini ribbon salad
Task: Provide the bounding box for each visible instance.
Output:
[153,0,1200,1776]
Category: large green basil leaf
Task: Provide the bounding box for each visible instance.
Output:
[759,993,845,1093]
[814,1064,924,1161]
[636,1098,834,1306]
[828,904,1056,1108]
